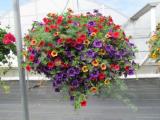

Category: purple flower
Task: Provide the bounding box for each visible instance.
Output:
[115,52,122,59]
[65,51,72,58]
[34,59,40,64]
[55,79,62,85]
[88,21,96,27]
[70,96,74,101]
[128,68,134,75]
[67,67,76,77]
[55,88,60,92]
[80,54,86,61]
[75,68,80,75]
[71,80,79,87]
[90,69,99,78]
[75,44,84,51]
[55,73,63,79]
[105,45,114,52]
[86,49,95,58]
[93,39,102,48]
[72,21,79,26]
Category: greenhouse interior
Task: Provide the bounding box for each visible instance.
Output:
[0,0,160,120]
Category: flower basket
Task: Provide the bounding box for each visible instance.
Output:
[0,25,16,93]
[24,9,138,109]
[148,23,160,62]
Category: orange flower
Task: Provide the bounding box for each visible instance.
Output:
[30,39,37,45]
[101,63,107,70]
[84,39,90,45]
[92,60,99,67]
[51,50,58,57]
[90,32,96,37]
[53,32,59,37]
[90,87,98,93]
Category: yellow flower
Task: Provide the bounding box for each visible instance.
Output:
[99,49,106,55]
[90,87,98,93]
[151,35,158,41]
[84,39,90,45]
[101,63,107,70]
[151,53,157,59]
[104,80,110,85]
[156,48,160,51]
[30,39,37,45]
[82,66,88,72]
[22,51,27,57]
[51,50,58,57]
[92,60,99,67]
[90,32,96,37]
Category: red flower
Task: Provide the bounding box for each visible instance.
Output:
[43,17,51,24]
[50,24,57,29]
[47,61,55,68]
[125,38,129,42]
[66,38,73,44]
[47,43,54,47]
[44,26,50,32]
[108,17,113,25]
[56,16,63,24]
[2,33,16,44]
[114,25,121,30]
[57,39,63,44]
[112,32,119,39]
[29,55,35,62]
[38,40,45,47]
[26,65,31,72]
[76,38,84,44]
[125,66,130,71]
[67,20,72,24]
[114,64,120,71]
[98,73,106,80]
[110,64,120,71]
[25,35,31,40]
[54,58,62,66]
[61,62,69,68]
[80,100,87,107]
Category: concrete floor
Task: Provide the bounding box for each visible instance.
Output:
[0,78,160,120]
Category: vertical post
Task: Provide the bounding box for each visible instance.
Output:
[151,7,156,35]
[12,0,30,120]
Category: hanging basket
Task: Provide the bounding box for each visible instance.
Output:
[148,23,160,62]
[24,9,138,109]
[0,26,16,64]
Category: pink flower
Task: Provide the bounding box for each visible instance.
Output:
[2,33,16,44]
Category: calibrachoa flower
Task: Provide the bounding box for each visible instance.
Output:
[24,9,138,109]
